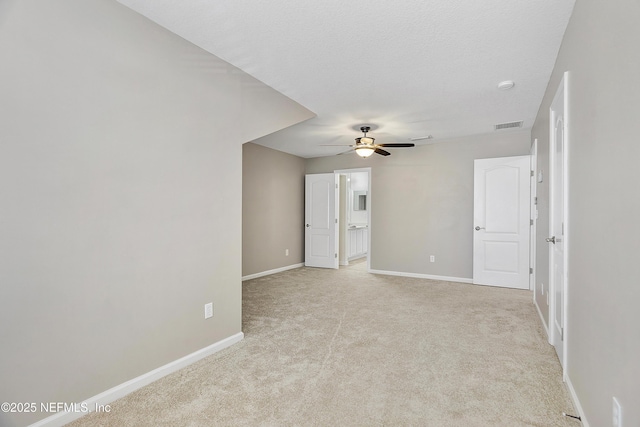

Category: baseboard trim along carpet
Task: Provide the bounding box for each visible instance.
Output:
[565,374,590,427]
[29,332,244,427]
[242,263,304,281]
[534,297,550,339]
[369,269,473,284]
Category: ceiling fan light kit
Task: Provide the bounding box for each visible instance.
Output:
[355,146,375,158]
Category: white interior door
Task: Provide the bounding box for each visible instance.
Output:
[473,156,530,289]
[305,173,339,269]
[530,140,538,292]
[549,73,568,368]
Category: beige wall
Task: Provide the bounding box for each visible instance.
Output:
[306,131,531,279]
[532,0,640,425]
[242,143,306,277]
[0,1,312,426]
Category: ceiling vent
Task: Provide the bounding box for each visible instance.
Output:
[495,120,524,130]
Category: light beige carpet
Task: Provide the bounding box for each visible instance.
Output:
[69,261,578,426]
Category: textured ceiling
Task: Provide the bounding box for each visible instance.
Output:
[117,0,575,158]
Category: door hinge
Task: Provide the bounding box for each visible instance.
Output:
[335,218,338,224]
[530,219,534,226]
[336,184,339,189]
[531,170,534,177]
[530,267,533,274]
[335,253,338,258]
[534,196,538,205]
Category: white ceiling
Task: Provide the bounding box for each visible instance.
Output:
[117,0,575,158]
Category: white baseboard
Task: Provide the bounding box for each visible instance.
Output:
[369,269,473,284]
[565,374,589,427]
[534,297,550,339]
[242,263,304,281]
[29,332,244,427]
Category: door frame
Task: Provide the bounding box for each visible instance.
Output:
[334,167,371,272]
[548,71,570,376]
[338,174,349,266]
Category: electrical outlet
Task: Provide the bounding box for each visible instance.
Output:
[285,249,289,256]
[613,397,622,427]
[204,302,213,319]
[430,255,435,263]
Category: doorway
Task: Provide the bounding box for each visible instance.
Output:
[304,168,371,271]
[336,168,371,270]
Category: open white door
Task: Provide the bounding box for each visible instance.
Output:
[305,173,339,269]
[549,72,569,370]
[530,140,538,292]
[473,156,530,289]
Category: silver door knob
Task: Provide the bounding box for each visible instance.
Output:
[305,224,310,228]
[475,226,485,231]
[546,236,556,244]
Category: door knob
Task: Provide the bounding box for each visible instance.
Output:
[475,226,485,231]
[546,236,556,244]
[305,224,310,228]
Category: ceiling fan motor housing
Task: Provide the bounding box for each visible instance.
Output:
[357,127,375,145]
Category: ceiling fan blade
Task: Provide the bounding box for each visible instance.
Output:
[320,144,354,146]
[374,148,391,156]
[377,143,415,148]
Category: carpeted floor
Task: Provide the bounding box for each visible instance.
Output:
[69,260,578,426]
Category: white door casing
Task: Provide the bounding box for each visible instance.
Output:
[305,173,339,269]
[338,174,349,266]
[473,156,530,289]
[549,72,569,371]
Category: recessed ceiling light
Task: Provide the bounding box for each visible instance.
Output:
[498,80,515,90]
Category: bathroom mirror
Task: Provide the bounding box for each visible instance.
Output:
[353,191,367,211]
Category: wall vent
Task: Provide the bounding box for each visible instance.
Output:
[495,120,524,130]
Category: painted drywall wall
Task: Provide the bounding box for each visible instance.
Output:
[0,1,313,426]
[242,143,306,277]
[306,131,531,280]
[531,0,640,425]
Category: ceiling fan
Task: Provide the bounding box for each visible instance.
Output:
[324,126,415,157]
